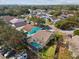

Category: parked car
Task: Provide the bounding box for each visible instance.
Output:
[16,52,27,59]
[1,49,10,56]
[0,46,11,56]
[4,50,16,58]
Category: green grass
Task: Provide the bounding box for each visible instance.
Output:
[40,45,56,59]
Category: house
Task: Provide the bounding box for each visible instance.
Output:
[67,14,74,17]
[69,35,79,57]
[10,18,26,28]
[60,14,68,19]
[23,24,41,37]
[27,30,54,51]
[60,13,74,20]
[23,24,34,32]
[2,16,15,23]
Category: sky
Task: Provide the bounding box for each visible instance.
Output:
[0,0,79,5]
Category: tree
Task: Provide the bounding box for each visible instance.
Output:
[54,32,63,42]
[0,20,26,49]
[50,10,61,17]
[29,16,45,26]
[55,16,79,30]
[74,30,79,35]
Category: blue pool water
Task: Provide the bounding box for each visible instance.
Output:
[27,27,41,35]
[31,42,42,49]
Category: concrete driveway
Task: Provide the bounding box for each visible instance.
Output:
[0,54,6,59]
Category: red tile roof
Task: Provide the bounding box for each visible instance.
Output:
[31,30,53,46]
[23,24,34,31]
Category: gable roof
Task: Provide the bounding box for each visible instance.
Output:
[14,21,26,27]
[28,30,53,47]
[3,16,15,22]
[10,18,25,24]
[23,24,34,31]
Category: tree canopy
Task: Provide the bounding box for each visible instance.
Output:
[29,16,46,26]
[74,30,79,36]
[0,7,30,16]
[55,16,79,30]
[0,20,26,49]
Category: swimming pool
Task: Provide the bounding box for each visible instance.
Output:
[27,27,41,35]
[31,42,42,49]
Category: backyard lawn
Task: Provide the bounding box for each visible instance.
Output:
[40,45,56,59]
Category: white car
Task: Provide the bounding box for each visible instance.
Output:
[16,53,27,59]
[4,51,10,57]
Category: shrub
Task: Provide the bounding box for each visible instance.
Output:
[55,17,79,30]
[74,30,79,35]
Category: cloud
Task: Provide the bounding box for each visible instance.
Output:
[0,0,79,5]
[54,0,79,4]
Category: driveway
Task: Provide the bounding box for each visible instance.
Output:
[0,54,6,59]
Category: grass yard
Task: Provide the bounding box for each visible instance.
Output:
[40,45,56,59]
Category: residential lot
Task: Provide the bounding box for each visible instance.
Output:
[0,5,79,59]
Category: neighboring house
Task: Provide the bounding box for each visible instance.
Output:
[23,24,41,37]
[30,9,47,16]
[23,24,34,32]
[67,14,74,17]
[69,35,79,57]
[27,30,54,51]
[60,14,68,19]
[60,14,74,19]
[45,16,60,23]
[10,18,26,28]
[2,16,15,23]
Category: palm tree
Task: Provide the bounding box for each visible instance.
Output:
[29,16,45,26]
